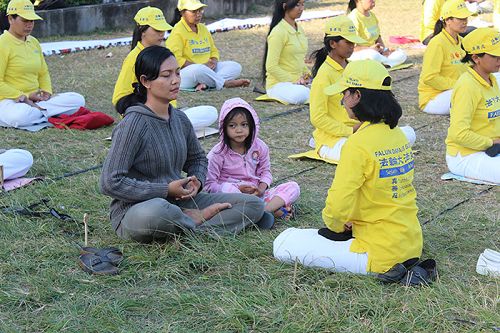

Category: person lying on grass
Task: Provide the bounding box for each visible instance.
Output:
[205,97,300,225]
[112,6,217,132]
[100,45,265,243]
[166,0,250,92]
[274,60,423,275]
[0,0,85,129]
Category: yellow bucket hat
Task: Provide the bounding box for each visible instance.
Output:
[324,60,391,95]
[134,6,172,31]
[462,27,500,56]
[441,0,474,19]
[324,15,366,44]
[6,0,42,20]
[177,0,207,11]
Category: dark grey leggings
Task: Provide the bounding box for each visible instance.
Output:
[116,192,265,243]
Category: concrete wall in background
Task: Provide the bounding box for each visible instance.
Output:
[31,0,256,38]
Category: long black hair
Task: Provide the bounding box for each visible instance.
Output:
[347,0,357,13]
[169,8,182,26]
[345,77,401,129]
[220,107,256,153]
[261,0,300,83]
[310,35,344,77]
[116,45,175,115]
[131,24,151,50]
[432,18,445,39]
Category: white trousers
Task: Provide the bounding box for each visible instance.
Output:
[0,92,85,128]
[423,90,452,115]
[349,49,407,68]
[446,152,500,184]
[317,125,416,161]
[180,61,242,90]
[266,82,310,105]
[273,228,368,274]
[181,105,218,131]
[0,149,33,180]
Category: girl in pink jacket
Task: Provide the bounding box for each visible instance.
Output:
[206,97,300,220]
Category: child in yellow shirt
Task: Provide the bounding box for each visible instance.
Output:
[418,0,473,115]
[347,0,407,68]
[446,28,500,184]
[166,0,249,91]
[112,6,217,132]
[274,60,423,275]
[262,0,310,104]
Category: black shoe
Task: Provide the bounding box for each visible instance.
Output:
[400,259,437,287]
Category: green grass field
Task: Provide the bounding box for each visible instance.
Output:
[0,0,498,331]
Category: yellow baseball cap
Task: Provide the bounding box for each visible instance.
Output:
[134,6,172,31]
[177,0,207,11]
[324,60,391,95]
[441,0,474,19]
[324,15,366,44]
[462,27,500,56]
[6,0,42,20]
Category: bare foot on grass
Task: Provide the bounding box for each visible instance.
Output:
[223,79,251,88]
[183,203,232,226]
[195,83,208,92]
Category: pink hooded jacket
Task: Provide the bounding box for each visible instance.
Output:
[205,98,273,193]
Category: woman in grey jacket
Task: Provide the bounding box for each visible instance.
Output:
[100,45,265,243]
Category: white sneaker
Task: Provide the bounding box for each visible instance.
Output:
[483,249,500,263]
[476,252,500,277]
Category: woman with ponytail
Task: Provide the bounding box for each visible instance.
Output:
[347,0,407,68]
[308,15,366,161]
[112,6,217,132]
[274,60,423,276]
[101,45,266,243]
[262,0,310,104]
[418,0,473,115]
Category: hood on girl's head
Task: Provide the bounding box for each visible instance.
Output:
[219,97,260,140]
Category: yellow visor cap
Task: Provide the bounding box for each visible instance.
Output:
[6,0,42,20]
[177,0,207,11]
[134,6,172,31]
[462,27,500,56]
[441,0,474,19]
[324,60,392,95]
[324,15,366,44]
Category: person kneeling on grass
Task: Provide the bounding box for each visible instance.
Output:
[274,60,424,277]
[100,45,265,243]
[205,97,300,227]
[165,0,250,92]
[0,0,85,129]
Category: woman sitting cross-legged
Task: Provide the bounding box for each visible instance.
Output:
[274,60,423,275]
[113,6,217,132]
[0,0,85,129]
[165,0,250,91]
[100,45,265,243]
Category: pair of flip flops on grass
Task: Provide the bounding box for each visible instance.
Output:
[78,247,123,275]
[377,258,438,287]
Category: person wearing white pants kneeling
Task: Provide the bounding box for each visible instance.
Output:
[0,0,85,129]
[166,0,250,92]
[274,61,423,275]
[446,28,500,184]
[262,0,311,105]
[0,149,33,180]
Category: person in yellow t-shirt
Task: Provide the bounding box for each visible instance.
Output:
[347,0,407,68]
[418,0,473,115]
[421,0,446,44]
[166,0,249,91]
[0,0,85,129]
[309,15,415,162]
[262,0,310,105]
[446,28,500,184]
[274,60,423,275]
[112,6,217,132]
